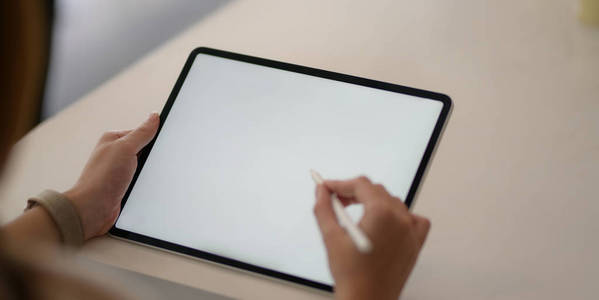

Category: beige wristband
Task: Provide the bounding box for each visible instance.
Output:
[26,190,84,246]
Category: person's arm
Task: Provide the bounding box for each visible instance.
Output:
[1,113,159,246]
[313,176,431,300]
[2,206,61,245]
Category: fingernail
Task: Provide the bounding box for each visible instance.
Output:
[148,112,158,119]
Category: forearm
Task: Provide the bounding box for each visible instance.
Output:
[335,284,399,300]
[2,206,61,246]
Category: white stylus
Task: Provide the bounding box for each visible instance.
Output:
[310,170,372,253]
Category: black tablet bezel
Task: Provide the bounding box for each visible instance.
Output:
[110,47,452,292]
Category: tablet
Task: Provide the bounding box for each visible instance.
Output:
[111,47,451,292]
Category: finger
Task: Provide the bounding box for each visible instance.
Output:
[370,183,408,213]
[121,113,160,153]
[412,214,431,247]
[324,176,387,206]
[313,184,344,240]
[337,195,358,207]
[324,176,371,199]
[391,196,409,213]
[314,187,356,206]
[98,130,133,144]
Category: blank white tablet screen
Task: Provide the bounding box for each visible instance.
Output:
[116,53,443,285]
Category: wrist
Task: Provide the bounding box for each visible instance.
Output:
[335,281,400,300]
[27,206,62,243]
[63,187,91,240]
[27,190,85,246]
[14,206,62,244]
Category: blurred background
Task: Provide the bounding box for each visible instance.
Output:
[42,0,229,118]
[39,0,599,122]
[2,0,598,299]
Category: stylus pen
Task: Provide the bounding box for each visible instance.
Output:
[310,170,373,253]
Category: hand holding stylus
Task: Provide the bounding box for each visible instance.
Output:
[310,170,372,253]
[312,174,431,300]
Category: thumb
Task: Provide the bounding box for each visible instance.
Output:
[412,214,431,248]
[121,112,160,153]
[313,184,343,240]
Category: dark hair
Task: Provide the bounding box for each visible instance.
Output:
[0,0,53,154]
[0,1,53,299]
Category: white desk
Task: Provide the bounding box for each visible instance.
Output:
[2,1,598,299]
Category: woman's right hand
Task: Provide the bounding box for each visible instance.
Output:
[314,176,431,300]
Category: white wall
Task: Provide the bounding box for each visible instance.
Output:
[43,0,230,118]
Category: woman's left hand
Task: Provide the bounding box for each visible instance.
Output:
[64,113,159,240]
